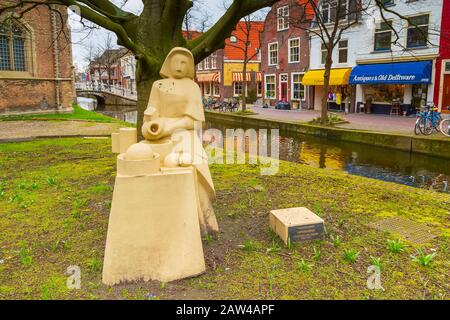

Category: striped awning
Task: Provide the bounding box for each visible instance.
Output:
[232,72,251,82]
[197,72,221,83]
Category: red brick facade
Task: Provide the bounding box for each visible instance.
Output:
[0,3,75,114]
[260,0,311,108]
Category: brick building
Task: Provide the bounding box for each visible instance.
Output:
[260,0,313,108]
[88,48,127,87]
[434,0,450,113]
[196,21,264,102]
[0,3,75,114]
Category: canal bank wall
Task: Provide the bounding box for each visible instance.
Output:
[205,111,450,160]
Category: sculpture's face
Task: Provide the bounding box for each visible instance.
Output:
[170,54,189,79]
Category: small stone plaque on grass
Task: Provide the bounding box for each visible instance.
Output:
[269,207,324,245]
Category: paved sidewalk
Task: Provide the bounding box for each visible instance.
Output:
[0,120,123,141]
[249,106,417,135]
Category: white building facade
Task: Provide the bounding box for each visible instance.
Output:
[305,0,443,114]
[120,52,136,94]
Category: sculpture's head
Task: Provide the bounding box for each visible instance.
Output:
[160,47,195,80]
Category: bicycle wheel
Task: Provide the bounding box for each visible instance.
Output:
[440,119,450,137]
[414,118,422,135]
[420,116,433,135]
[434,114,443,132]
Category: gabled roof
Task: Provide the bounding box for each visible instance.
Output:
[297,0,317,20]
[224,21,264,61]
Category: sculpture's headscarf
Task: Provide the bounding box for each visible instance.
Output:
[160,47,195,80]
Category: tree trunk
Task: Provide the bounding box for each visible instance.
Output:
[242,61,248,112]
[135,57,162,139]
[321,52,333,126]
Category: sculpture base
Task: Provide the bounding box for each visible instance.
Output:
[102,167,205,285]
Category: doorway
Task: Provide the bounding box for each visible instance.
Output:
[279,73,288,101]
[442,74,450,110]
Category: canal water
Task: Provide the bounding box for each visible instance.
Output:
[77,98,450,193]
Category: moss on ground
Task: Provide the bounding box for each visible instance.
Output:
[0,138,449,300]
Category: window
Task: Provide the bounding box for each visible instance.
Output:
[264,75,276,99]
[338,40,348,63]
[407,14,429,48]
[268,42,278,66]
[0,20,27,71]
[213,83,220,96]
[321,0,348,23]
[291,73,305,100]
[257,81,262,97]
[321,43,328,65]
[198,60,203,71]
[321,2,331,24]
[205,82,211,96]
[374,21,392,51]
[204,57,210,69]
[277,6,289,31]
[288,38,300,63]
[383,0,395,6]
[445,62,450,72]
[234,82,243,97]
[211,52,217,69]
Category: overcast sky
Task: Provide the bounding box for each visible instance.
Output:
[70,0,229,70]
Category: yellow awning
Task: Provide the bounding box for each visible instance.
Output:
[302,68,352,86]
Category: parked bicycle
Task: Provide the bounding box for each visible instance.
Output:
[440,106,450,137]
[414,103,442,136]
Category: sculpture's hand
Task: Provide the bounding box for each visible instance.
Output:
[142,119,165,140]
[143,106,159,122]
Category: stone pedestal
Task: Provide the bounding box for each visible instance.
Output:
[102,167,205,285]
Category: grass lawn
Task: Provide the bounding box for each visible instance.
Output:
[0,105,132,127]
[0,138,449,300]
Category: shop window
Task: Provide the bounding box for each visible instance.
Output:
[205,82,211,96]
[268,42,278,66]
[277,6,289,31]
[338,40,348,64]
[213,83,220,97]
[288,38,300,63]
[364,84,405,103]
[264,75,276,99]
[234,82,243,97]
[321,43,328,65]
[211,53,217,69]
[0,20,27,71]
[291,73,305,100]
[407,14,429,48]
[257,81,262,97]
[374,21,392,51]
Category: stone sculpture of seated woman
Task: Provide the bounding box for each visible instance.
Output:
[140,47,219,236]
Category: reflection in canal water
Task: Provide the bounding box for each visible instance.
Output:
[77,99,449,193]
[78,97,138,125]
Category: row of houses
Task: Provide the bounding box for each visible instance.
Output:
[1,1,449,115]
[81,0,450,115]
[194,0,450,114]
